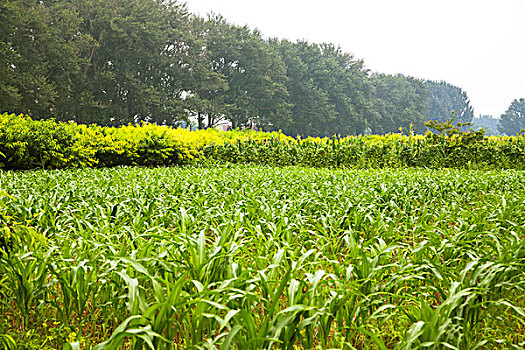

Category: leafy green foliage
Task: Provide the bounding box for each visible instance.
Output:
[0,113,191,169]
[2,113,525,170]
[271,40,377,136]
[425,114,484,144]
[0,189,45,257]
[372,74,429,134]
[0,0,480,136]
[426,80,475,125]
[0,166,524,348]
[204,130,525,170]
[199,16,291,130]
[498,98,525,135]
[0,0,70,116]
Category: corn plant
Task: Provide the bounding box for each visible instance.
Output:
[0,165,524,349]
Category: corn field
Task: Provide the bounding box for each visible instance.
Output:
[1,165,525,349]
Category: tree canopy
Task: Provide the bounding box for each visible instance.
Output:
[426,80,474,125]
[0,0,478,136]
[372,74,429,134]
[498,98,525,135]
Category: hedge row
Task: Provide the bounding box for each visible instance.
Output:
[204,136,525,169]
[0,113,288,170]
[1,113,525,170]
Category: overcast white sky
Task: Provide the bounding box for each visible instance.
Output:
[184,0,525,118]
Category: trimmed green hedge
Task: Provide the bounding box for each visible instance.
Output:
[203,137,525,169]
[1,113,525,170]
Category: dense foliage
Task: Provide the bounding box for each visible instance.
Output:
[498,98,525,135]
[0,113,291,170]
[1,166,524,349]
[371,74,429,134]
[1,113,525,170]
[426,81,474,125]
[1,0,476,135]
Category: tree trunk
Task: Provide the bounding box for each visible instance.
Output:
[207,114,215,129]
[197,112,203,130]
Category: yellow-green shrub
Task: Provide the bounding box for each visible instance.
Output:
[0,114,292,170]
[0,114,99,169]
[1,113,525,170]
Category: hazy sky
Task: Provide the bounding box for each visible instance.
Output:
[184,0,525,118]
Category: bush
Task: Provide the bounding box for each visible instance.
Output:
[1,113,525,170]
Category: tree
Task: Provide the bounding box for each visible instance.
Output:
[272,40,376,137]
[66,0,192,125]
[498,98,525,135]
[178,16,229,130]
[0,0,89,117]
[270,40,336,136]
[199,16,290,129]
[372,74,429,134]
[0,0,195,125]
[0,0,480,133]
[426,80,474,125]
[318,43,377,136]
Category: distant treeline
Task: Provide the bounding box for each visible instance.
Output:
[471,115,502,136]
[1,0,474,136]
